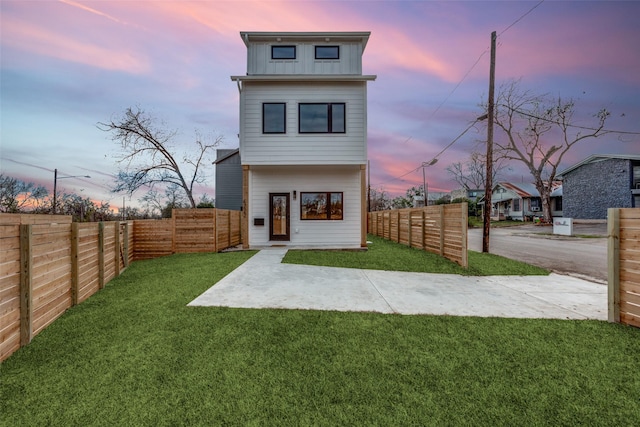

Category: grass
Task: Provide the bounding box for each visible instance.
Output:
[284,234,549,276]
[2,251,640,425]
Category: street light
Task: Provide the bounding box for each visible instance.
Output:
[53,169,91,214]
[421,158,438,207]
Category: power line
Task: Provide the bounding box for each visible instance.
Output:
[507,107,640,135]
[372,118,482,188]
[499,1,545,35]
[427,1,545,121]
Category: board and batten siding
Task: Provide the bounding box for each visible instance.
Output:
[247,43,363,75]
[248,165,362,248]
[240,81,367,165]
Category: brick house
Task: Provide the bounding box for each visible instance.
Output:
[557,154,640,219]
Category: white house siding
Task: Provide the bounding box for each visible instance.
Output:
[247,43,363,75]
[240,81,367,165]
[248,165,362,248]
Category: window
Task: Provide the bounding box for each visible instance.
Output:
[263,103,286,134]
[513,199,520,211]
[272,45,296,60]
[555,197,562,211]
[315,46,339,60]
[300,192,343,220]
[299,103,345,133]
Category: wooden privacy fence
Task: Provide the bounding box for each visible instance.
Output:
[608,208,640,328]
[0,214,131,363]
[368,204,468,267]
[133,209,242,260]
[0,208,241,362]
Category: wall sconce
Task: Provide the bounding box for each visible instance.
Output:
[293,190,297,200]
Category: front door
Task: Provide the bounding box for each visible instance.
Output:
[269,193,290,241]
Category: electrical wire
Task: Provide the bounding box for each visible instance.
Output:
[507,107,640,135]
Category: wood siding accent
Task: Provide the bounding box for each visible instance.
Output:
[248,165,362,248]
[240,81,367,165]
[368,204,469,268]
[608,208,640,328]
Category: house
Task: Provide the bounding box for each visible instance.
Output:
[231,32,376,249]
[450,188,485,202]
[479,182,563,221]
[214,149,242,211]
[557,154,640,219]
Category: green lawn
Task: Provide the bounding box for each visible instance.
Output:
[1,251,639,425]
[284,234,549,276]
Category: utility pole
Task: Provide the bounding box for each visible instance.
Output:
[482,31,496,253]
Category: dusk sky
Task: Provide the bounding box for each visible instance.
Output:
[1,0,639,210]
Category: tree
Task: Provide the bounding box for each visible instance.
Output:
[0,174,49,213]
[98,107,222,208]
[368,187,392,211]
[487,80,610,223]
[391,185,423,209]
[447,151,508,190]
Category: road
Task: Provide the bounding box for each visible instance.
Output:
[468,224,608,283]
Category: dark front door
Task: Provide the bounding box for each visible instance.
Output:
[269,193,290,241]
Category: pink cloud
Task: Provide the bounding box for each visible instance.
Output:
[2,14,149,74]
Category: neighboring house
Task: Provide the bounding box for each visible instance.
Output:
[450,188,485,202]
[231,32,376,248]
[557,154,640,219]
[214,149,242,211]
[479,182,563,221]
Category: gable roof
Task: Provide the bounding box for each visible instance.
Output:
[557,154,640,178]
[479,181,562,201]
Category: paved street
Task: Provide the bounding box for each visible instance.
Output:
[468,223,608,283]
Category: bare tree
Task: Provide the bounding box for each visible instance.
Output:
[487,80,610,222]
[98,107,222,208]
[447,152,508,190]
[0,174,49,213]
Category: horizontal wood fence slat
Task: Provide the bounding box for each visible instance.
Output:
[368,204,468,267]
[608,208,640,328]
[1,209,241,362]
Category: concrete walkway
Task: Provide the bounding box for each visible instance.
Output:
[189,249,608,320]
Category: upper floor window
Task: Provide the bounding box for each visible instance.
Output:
[263,103,286,134]
[299,103,345,134]
[272,45,296,60]
[315,46,339,60]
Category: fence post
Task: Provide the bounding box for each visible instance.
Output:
[19,224,33,347]
[396,210,401,242]
[439,205,445,256]
[421,209,426,250]
[171,210,177,254]
[461,203,468,268]
[123,222,129,268]
[227,210,232,249]
[608,208,620,323]
[114,222,121,277]
[408,210,413,248]
[213,209,218,252]
[71,223,79,306]
[98,222,105,290]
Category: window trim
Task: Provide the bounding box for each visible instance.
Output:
[271,45,296,60]
[315,45,340,60]
[300,192,343,221]
[262,103,286,134]
[298,103,346,134]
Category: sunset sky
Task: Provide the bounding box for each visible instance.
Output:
[1,0,639,210]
